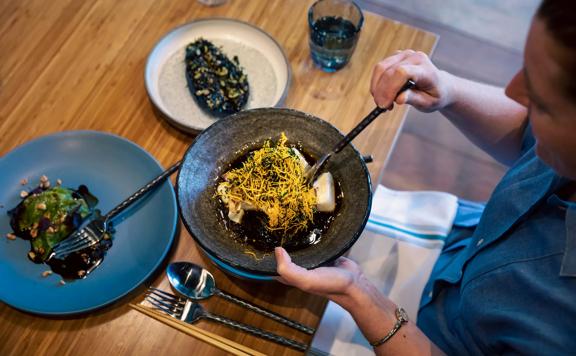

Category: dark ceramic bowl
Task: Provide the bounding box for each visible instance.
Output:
[177,108,372,275]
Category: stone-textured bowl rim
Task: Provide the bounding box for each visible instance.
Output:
[176,107,372,275]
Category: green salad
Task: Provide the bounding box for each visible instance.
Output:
[9,183,98,262]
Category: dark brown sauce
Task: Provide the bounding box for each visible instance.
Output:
[220,207,339,252]
[217,143,342,253]
[45,239,112,280]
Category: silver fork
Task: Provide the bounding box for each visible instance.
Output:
[145,287,308,352]
[48,161,181,260]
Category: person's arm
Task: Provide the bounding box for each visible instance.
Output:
[275,248,445,356]
[371,50,528,165]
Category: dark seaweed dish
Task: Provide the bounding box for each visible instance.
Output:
[8,177,111,280]
[185,38,249,117]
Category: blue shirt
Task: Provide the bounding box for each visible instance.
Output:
[417,126,576,355]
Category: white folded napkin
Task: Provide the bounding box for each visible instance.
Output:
[310,185,459,356]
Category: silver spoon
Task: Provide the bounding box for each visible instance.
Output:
[304,79,416,184]
[167,261,315,334]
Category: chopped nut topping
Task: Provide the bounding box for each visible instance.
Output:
[30,229,38,238]
[40,175,49,183]
[41,181,51,189]
[37,247,45,255]
[42,270,53,277]
[47,226,55,233]
[20,190,29,198]
[56,179,62,186]
[77,270,86,278]
[6,233,16,240]
[103,233,111,240]
[20,178,29,185]
[28,251,36,260]
[36,202,47,210]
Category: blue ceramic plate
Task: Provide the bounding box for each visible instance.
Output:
[0,131,178,315]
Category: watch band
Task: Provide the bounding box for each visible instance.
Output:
[369,307,409,347]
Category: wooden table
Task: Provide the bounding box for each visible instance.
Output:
[0,0,436,354]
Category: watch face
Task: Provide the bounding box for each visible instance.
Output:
[397,307,409,323]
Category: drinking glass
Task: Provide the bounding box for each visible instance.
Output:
[308,0,364,72]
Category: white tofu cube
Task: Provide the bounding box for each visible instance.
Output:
[228,200,245,224]
[291,148,310,171]
[313,172,336,212]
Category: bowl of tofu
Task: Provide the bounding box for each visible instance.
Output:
[177,108,372,276]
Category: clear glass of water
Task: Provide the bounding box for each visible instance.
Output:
[308,0,364,72]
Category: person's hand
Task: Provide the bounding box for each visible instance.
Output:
[275,247,363,305]
[370,50,454,112]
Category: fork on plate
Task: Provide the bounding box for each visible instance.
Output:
[48,161,181,261]
[145,287,308,352]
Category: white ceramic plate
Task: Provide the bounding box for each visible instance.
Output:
[145,18,291,132]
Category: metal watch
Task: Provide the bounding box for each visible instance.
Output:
[370,307,409,347]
